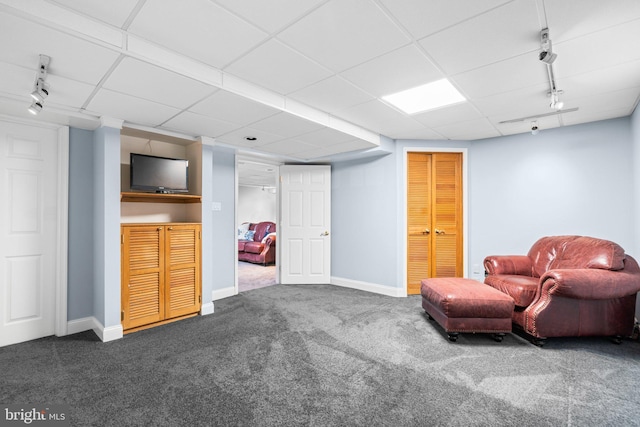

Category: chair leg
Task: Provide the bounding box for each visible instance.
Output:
[611,335,623,345]
[447,332,459,342]
[493,333,505,342]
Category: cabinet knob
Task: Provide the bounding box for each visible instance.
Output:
[168,226,173,231]
[157,227,163,231]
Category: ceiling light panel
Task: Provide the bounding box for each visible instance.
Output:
[382,79,466,115]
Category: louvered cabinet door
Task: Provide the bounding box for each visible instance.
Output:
[407,153,432,295]
[432,153,463,277]
[164,224,201,319]
[121,225,165,330]
[406,152,463,295]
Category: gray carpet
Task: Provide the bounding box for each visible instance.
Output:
[2,284,640,426]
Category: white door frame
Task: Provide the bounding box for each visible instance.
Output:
[234,155,281,295]
[0,115,68,338]
[400,147,468,297]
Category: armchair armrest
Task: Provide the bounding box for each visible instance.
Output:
[540,268,640,299]
[484,255,533,276]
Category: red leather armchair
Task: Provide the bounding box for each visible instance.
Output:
[238,221,276,266]
[484,236,640,345]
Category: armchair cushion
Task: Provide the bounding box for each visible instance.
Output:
[484,274,538,307]
[243,241,265,254]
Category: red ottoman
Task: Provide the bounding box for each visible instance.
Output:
[421,278,515,342]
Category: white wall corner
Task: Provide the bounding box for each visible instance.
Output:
[212,287,237,301]
[91,318,123,342]
[100,116,124,129]
[200,301,214,315]
[331,276,406,298]
[198,136,216,147]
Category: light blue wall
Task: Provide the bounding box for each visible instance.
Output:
[469,117,635,274]
[210,147,236,291]
[68,128,94,320]
[331,136,399,288]
[93,125,121,328]
[201,145,214,306]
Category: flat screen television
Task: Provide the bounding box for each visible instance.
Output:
[130,153,189,193]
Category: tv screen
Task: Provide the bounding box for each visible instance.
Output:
[130,153,189,193]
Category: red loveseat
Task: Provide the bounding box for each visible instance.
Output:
[484,235,640,345]
[238,221,276,265]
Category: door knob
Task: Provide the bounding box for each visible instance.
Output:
[321,231,330,236]
[422,229,430,235]
[435,228,445,235]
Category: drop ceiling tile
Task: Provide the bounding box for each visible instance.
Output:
[413,102,482,128]
[561,108,632,127]
[391,128,446,140]
[295,139,375,159]
[544,0,640,43]
[48,0,141,27]
[474,82,551,119]
[214,0,326,34]
[557,60,640,101]
[433,117,500,140]
[0,12,120,84]
[0,62,32,97]
[190,89,280,125]
[44,74,96,109]
[103,57,215,108]
[419,0,540,75]
[224,39,332,95]
[378,0,511,40]
[295,127,359,147]
[255,138,316,156]
[339,99,424,136]
[452,53,548,99]
[86,89,181,127]
[554,20,640,79]
[288,76,374,114]
[564,87,639,117]
[249,112,324,139]
[341,45,443,97]
[161,111,240,138]
[128,0,268,68]
[277,0,410,72]
[216,127,283,148]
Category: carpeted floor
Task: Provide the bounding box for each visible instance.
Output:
[238,261,277,292]
[1,284,640,426]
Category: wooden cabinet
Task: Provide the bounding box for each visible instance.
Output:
[121,223,201,332]
[407,152,463,295]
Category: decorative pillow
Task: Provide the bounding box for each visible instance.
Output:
[238,222,250,238]
[261,232,276,244]
[243,230,255,241]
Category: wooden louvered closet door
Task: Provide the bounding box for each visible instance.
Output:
[121,225,165,330]
[121,223,201,332]
[165,224,201,319]
[407,152,463,295]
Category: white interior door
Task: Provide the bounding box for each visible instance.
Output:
[280,165,331,284]
[0,121,59,347]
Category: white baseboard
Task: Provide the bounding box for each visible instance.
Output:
[331,276,406,297]
[212,286,236,301]
[65,316,122,342]
[200,301,214,315]
[66,317,97,335]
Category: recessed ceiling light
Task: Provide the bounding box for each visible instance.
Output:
[382,79,466,115]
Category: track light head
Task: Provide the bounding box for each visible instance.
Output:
[531,121,539,135]
[30,79,49,103]
[539,50,557,64]
[28,101,43,115]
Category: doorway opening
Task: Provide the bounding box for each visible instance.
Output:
[236,157,279,293]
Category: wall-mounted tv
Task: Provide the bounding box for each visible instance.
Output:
[130,153,189,193]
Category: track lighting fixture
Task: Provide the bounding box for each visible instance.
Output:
[30,79,49,103]
[27,101,43,115]
[26,54,51,115]
[531,121,539,135]
[539,28,557,64]
[539,29,566,112]
[549,90,564,111]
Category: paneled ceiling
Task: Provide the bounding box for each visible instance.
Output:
[1,0,639,162]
